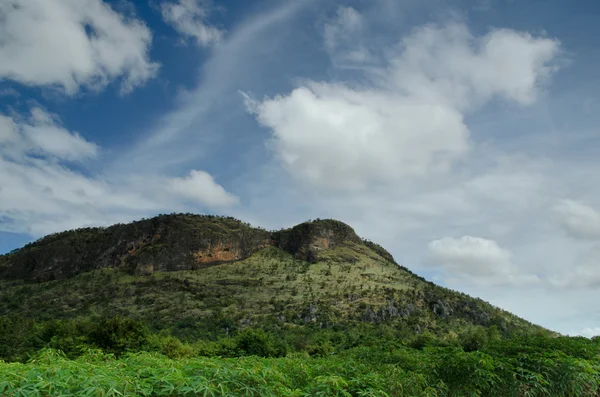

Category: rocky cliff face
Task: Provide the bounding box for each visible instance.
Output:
[0,215,271,282]
[0,216,395,282]
[272,219,363,262]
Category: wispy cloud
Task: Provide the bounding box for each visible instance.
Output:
[323,6,373,67]
[161,0,224,46]
[554,199,600,240]
[116,0,315,173]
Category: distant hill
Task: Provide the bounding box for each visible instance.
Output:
[0,214,543,337]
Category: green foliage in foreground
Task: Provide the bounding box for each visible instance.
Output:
[1,315,599,395]
[2,335,600,397]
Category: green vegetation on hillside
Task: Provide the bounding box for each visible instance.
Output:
[0,312,530,363]
[0,245,538,339]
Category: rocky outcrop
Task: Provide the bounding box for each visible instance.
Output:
[0,214,271,282]
[360,299,415,323]
[0,215,395,283]
[272,219,362,262]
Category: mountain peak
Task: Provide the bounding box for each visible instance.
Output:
[273,218,362,262]
[0,213,543,338]
[0,215,379,282]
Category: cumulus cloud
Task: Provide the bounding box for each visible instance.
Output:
[427,236,540,286]
[245,84,469,191]
[161,0,224,46]
[246,21,560,191]
[554,199,600,240]
[0,109,238,236]
[0,108,97,161]
[0,0,158,94]
[169,170,239,207]
[391,23,560,109]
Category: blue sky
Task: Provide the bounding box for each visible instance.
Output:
[1,0,600,336]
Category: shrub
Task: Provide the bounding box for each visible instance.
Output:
[234,329,289,357]
[87,316,149,356]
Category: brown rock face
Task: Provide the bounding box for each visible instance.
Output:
[192,240,270,266]
[193,243,239,264]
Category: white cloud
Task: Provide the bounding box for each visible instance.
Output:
[247,21,560,192]
[465,169,545,208]
[22,108,98,161]
[429,236,511,276]
[324,6,372,65]
[324,7,363,48]
[169,169,239,207]
[427,236,540,286]
[161,0,224,46]
[0,108,97,161]
[554,199,600,240]
[246,84,470,191]
[0,115,18,144]
[578,327,600,338]
[392,23,560,109]
[548,201,600,289]
[0,109,238,236]
[0,0,158,94]
[549,245,600,289]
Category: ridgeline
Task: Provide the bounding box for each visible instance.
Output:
[0,214,539,338]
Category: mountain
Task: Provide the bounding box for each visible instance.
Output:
[0,214,542,338]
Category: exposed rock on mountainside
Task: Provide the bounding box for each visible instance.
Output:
[272,219,362,262]
[0,215,271,282]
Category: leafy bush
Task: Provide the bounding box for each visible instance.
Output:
[147,334,195,359]
[234,329,289,357]
[86,316,149,356]
[3,335,600,396]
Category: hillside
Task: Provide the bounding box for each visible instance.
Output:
[0,214,541,340]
